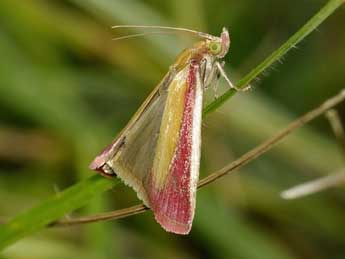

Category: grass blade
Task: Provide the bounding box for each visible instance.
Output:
[0,175,119,250]
[203,0,345,116]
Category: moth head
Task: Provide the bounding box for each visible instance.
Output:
[208,27,230,58]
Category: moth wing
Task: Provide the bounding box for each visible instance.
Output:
[90,70,175,204]
[91,63,203,235]
[146,63,203,234]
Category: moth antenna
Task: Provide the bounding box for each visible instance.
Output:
[112,31,176,41]
[112,25,214,40]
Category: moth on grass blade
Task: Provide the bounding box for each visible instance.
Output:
[90,25,247,234]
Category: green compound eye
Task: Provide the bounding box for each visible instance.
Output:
[209,41,222,55]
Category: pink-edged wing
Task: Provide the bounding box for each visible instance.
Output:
[90,63,203,234]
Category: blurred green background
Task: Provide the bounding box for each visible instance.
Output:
[1,0,345,258]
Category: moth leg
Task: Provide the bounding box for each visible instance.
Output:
[203,60,221,99]
[199,59,208,85]
[215,61,251,92]
[212,61,223,99]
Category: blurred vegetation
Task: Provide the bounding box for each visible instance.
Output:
[0,0,345,258]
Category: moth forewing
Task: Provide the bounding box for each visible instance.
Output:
[90,70,175,204]
[147,63,203,234]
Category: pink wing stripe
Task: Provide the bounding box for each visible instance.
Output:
[148,63,198,234]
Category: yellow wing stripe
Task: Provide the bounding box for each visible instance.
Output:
[152,68,189,190]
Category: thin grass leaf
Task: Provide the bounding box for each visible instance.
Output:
[0,175,119,250]
[203,0,345,116]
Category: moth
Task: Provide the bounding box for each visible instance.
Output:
[90,26,244,234]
